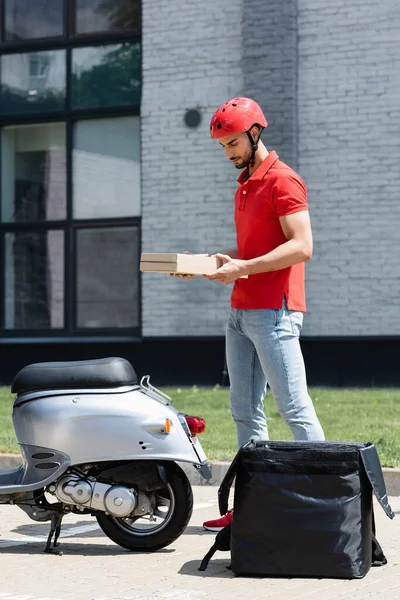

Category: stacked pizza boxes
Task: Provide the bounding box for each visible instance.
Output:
[140,253,222,276]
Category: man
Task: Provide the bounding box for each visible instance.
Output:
[178,97,325,531]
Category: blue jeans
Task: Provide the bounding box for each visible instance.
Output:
[226,301,325,448]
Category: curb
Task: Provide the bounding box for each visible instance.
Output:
[1,454,399,496]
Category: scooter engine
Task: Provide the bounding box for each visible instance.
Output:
[50,473,138,518]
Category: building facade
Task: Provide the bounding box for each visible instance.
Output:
[0,0,399,386]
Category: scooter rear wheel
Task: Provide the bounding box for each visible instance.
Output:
[96,463,193,551]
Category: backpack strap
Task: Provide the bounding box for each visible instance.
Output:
[198,543,218,571]
[359,444,395,519]
[198,523,233,571]
[218,440,254,515]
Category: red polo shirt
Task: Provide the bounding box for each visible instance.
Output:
[231,151,308,311]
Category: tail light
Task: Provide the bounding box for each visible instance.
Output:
[185,415,206,435]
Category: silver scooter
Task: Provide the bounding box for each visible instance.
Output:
[0,357,211,554]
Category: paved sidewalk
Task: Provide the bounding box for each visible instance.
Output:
[0,487,398,600]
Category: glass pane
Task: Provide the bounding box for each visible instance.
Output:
[0,51,66,115]
[4,0,64,41]
[73,117,140,219]
[71,43,140,109]
[1,123,66,222]
[75,0,140,34]
[5,230,64,329]
[76,227,139,329]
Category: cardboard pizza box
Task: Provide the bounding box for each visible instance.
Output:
[140,253,222,275]
[140,253,248,278]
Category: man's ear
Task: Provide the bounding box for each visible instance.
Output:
[249,125,260,142]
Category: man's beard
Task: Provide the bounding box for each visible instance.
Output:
[231,150,252,169]
[233,160,246,169]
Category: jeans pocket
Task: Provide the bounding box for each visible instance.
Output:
[288,311,304,337]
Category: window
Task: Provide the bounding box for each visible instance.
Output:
[0,50,66,115]
[0,1,141,336]
[76,226,140,328]
[73,117,140,219]
[74,0,140,35]
[5,230,64,329]
[4,0,64,41]
[71,43,141,109]
[1,123,67,222]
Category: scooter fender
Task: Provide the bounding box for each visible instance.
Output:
[12,387,209,473]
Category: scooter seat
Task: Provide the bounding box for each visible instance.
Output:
[11,357,138,395]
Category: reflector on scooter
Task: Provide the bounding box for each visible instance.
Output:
[185,416,206,435]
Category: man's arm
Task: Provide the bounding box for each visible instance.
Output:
[206,210,312,284]
[245,210,312,274]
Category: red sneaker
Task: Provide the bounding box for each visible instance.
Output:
[203,509,233,532]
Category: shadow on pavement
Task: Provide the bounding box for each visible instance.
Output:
[179,558,232,577]
[183,524,214,536]
[0,541,176,556]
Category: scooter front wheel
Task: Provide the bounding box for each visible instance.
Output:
[96,463,193,551]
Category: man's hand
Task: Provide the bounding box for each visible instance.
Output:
[204,253,247,285]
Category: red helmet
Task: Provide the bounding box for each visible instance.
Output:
[210,97,268,139]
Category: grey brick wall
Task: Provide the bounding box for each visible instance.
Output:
[141,0,298,336]
[142,0,400,338]
[243,0,298,169]
[141,0,243,337]
[298,0,400,336]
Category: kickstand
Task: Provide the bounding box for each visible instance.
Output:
[44,512,64,556]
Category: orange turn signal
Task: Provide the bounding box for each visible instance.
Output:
[164,419,171,433]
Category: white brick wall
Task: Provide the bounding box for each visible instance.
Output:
[141,0,244,336]
[298,0,400,335]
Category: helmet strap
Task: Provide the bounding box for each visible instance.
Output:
[244,127,263,179]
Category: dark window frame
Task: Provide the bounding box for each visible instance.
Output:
[72,219,141,334]
[0,0,142,339]
[0,0,141,47]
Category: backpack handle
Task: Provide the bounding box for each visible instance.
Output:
[359,444,395,519]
